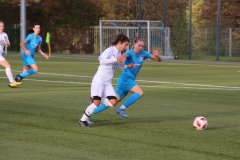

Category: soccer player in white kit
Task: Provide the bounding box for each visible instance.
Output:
[0,21,21,88]
[78,34,131,127]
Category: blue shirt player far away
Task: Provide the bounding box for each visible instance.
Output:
[15,23,49,83]
[25,33,42,56]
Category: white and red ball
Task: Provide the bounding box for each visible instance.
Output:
[193,116,208,130]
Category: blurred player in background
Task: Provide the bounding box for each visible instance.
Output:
[88,37,161,124]
[0,21,21,88]
[78,33,134,128]
[15,23,49,83]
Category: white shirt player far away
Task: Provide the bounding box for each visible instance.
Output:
[0,32,9,54]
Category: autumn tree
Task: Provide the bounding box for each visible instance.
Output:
[198,0,240,28]
[0,0,105,53]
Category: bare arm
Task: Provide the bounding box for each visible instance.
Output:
[20,40,27,51]
[3,40,10,47]
[37,46,49,59]
[20,40,31,55]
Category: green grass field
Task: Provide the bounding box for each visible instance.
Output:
[1,54,240,160]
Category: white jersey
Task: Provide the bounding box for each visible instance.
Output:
[0,32,10,54]
[92,46,122,84]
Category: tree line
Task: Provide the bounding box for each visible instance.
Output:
[0,0,240,55]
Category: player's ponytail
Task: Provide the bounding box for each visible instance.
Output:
[112,33,129,45]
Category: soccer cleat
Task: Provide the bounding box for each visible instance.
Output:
[78,120,89,128]
[15,82,22,86]
[15,74,23,82]
[8,81,19,88]
[116,108,128,118]
[86,117,94,124]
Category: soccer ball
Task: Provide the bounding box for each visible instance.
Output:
[193,116,208,130]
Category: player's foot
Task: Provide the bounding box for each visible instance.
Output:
[15,74,23,82]
[116,108,128,118]
[8,81,19,88]
[87,117,94,124]
[78,120,89,128]
[15,82,22,86]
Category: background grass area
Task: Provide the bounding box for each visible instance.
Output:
[178,55,240,62]
[0,54,240,160]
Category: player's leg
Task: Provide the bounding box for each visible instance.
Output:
[121,86,143,109]
[79,96,101,127]
[78,82,103,127]
[15,55,38,82]
[87,84,117,124]
[116,82,143,118]
[0,57,21,87]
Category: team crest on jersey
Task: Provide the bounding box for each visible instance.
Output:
[139,56,144,61]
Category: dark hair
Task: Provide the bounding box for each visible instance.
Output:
[132,37,144,49]
[111,33,129,45]
[27,22,40,33]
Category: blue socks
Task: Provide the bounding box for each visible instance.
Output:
[20,69,37,78]
[93,104,108,114]
[92,93,142,115]
[123,93,141,108]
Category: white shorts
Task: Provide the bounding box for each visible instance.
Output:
[90,81,116,98]
[0,54,5,61]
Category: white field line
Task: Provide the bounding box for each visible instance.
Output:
[0,70,239,90]
[137,80,240,90]
[0,76,239,90]
[7,54,240,68]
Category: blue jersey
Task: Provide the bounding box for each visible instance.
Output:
[122,49,152,80]
[24,33,42,56]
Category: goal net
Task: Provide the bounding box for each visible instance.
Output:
[93,20,173,59]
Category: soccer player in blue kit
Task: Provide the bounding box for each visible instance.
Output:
[15,23,49,83]
[87,37,162,124]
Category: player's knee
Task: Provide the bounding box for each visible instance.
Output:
[107,96,117,107]
[92,96,101,106]
[138,91,144,97]
[110,99,118,106]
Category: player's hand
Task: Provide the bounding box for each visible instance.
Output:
[127,63,135,68]
[152,48,158,56]
[117,55,126,66]
[25,50,30,55]
[3,40,8,46]
[44,54,50,60]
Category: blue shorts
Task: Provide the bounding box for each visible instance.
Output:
[115,74,137,100]
[22,53,36,66]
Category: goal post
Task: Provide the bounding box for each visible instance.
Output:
[98,20,173,59]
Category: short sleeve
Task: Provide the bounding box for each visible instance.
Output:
[25,34,32,43]
[143,51,152,59]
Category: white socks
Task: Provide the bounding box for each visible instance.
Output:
[81,103,97,121]
[120,105,126,110]
[5,68,14,83]
[101,97,114,107]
